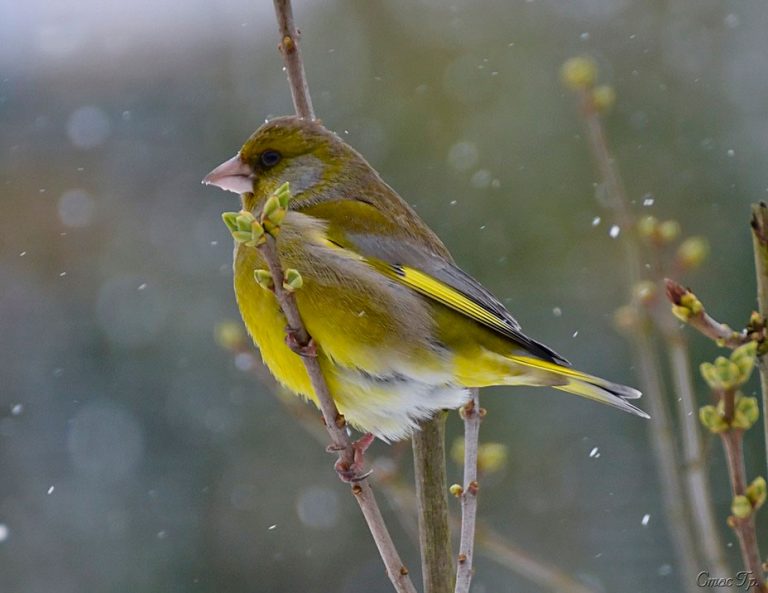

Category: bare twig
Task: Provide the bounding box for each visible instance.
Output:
[665,279,749,348]
[455,389,481,593]
[264,4,417,592]
[574,85,702,591]
[412,414,454,593]
[751,203,768,478]
[273,0,315,120]
[718,406,767,592]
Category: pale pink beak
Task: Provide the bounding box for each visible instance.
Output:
[202,154,255,194]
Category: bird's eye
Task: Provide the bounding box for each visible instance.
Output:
[260,150,282,168]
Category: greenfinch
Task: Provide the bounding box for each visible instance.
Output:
[204,116,647,443]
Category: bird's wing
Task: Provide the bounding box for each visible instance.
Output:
[299,198,570,366]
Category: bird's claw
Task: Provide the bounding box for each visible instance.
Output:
[331,433,375,483]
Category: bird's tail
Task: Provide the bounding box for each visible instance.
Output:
[508,355,650,419]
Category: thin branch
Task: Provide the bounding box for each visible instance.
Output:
[265,3,417,592]
[751,202,768,479]
[650,277,729,575]
[273,0,315,120]
[412,414,454,593]
[720,423,767,592]
[573,84,703,591]
[455,389,481,593]
[665,279,749,349]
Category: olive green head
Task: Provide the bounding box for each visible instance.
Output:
[204,116,364,208]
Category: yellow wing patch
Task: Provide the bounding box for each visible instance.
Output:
[372,263,516,337]
[316,236,524,345]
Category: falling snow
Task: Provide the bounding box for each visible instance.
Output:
[609,225,621,238]
[641,513,650,526]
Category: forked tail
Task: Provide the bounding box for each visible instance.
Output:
[509,355,650,419]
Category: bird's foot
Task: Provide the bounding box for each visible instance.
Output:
[329,433,375,483]
[285,329,317,357]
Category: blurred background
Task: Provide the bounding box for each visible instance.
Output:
[2,0,768,591]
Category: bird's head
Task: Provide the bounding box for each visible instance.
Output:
[203,116,362,210]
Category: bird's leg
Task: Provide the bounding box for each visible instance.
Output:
[330,432,375,482]
[284,327,317,357]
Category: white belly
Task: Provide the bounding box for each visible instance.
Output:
[333,366,470,442]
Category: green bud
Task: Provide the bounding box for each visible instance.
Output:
[274,182,291,209]
[700,363,718,388]
[449,484,464,497]
[253,268,274,290]
[732,494,752,519]
[733,395,759,430]
[235,210,256,232]
[732,341,758,381]
[746,477,767,509]
[262,194,280,218]
[672,305,692,322]
[680,293,703,316]
[246,221,265,247]
[222,211,239,233]
[592,85,616,112]
[261,194,287,236]
[699,404,729,433]
[282,268,303,292]
[560,56,598,90]
[232,230,254,244]
[676,236,709,270]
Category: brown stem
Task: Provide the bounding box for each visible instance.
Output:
[412,414,454,593]
[576,86,703,591]
[266,4,416,592]
[455,390,481,593]
[664,279,748,348]
[273,0,315,120]
[751,203,768,479]
[720,428,767,592]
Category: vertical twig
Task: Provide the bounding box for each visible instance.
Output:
[719,420,766,591]
[265,3,417,592]
[412,414,454,593]
[574,84,703,591]
[273,0,315,120]
[455,389,481,593]
[750,203,768,478]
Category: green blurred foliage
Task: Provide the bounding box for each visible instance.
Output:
[1,0,767,591]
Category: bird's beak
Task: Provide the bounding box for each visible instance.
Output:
[202,154,255,194]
